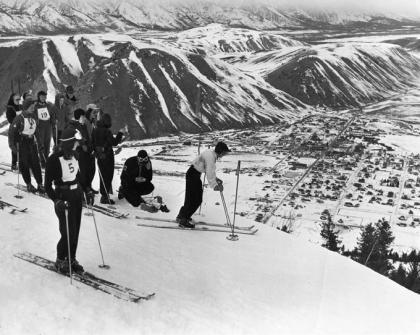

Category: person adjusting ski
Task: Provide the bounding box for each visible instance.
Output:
[6,92,22,170]
[34,91,55,168]
[92,113,124,204]
[176,141,231,228]
[44,128,94,274]
[8,97,44,193]
[118,150,170,212]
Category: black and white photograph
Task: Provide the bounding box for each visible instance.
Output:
[1,0,420,334]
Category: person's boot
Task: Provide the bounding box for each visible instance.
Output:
[55,258,70,274]
[27,183,37,193]
[160,205,170,213]
[37,184,45,194]
[100,195,115,205]
[71,259,84,274]
[178,218,195,229]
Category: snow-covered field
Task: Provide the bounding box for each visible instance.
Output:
[1,134,420,335]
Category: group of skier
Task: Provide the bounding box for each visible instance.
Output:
[5,85,232,274]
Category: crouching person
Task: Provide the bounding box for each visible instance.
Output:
[118,150,169,212]
[45,128,94,274]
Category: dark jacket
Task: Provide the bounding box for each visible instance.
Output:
[34,101,55,126]
[53,94,67,132]
[67,120,92,154]
[8,110,38,153]
[121,156,153,187]
[92,117,123,159]
[6,94,22,124]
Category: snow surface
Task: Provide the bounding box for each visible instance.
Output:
[1,135,420,335]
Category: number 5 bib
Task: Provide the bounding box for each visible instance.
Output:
[59,157,79,182]
[37,107,50,121]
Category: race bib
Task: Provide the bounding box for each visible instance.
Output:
[21,117,36,136]
[59,157,79,182]
[37,107,50,121]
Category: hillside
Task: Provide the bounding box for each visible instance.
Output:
[1,135,420,335]
[0,33,308,138]
[1,0,420,35]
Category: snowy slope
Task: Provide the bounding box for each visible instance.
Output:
[1,135,420,335]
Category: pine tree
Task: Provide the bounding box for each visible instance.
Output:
[355,223,377,265]
[320,210,341,252]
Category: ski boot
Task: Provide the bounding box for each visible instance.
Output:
[27,183,37,193]
[100,195,115,205]
[71,259,84,274]
[177,217,195,229]
[55,258,70,274]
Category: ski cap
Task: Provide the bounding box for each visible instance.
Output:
[74,108,85,120]
[137,150,148,158]
[215,141,231,155]
[86,103,99,110]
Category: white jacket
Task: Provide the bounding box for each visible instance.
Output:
[192,149,218,188]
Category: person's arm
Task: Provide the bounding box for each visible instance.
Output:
[6,106,16,124]
[204,151,218,188]
[144,161,153,182]
[108,130,123,146]
[8,115,22,153]
[121,158,138,185]
[45,156,59,201]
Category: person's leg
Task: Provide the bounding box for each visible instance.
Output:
[55,206,68,261]
[69,194,83,260]
[18,142,32,185]
[29,142,43,186]
[178,167,201,219]
[124,187,144,207]
[43,125,52,161]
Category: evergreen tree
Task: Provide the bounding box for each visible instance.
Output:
[355,223,377,264]
[320,210,341,252]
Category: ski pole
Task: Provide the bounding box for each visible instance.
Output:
[15,143,23,199]
[198,173,206,215]
[64,207,73,285]
[97,162,115,209]
[219,190,238,241]
[232,160,241,227]
[83,192,110,269]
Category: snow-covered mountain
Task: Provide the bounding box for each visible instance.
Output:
[229,42,420,108]
[1,0,420,35]
[1,135,420,335]
[0,33,309,138]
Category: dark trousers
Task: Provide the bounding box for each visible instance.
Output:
[18,138,42,186]
[177,166,202,220]
[11,150,17,167]
[97,153,114,196]
[37,123,52,165]
[123,182,154,207]
[78,151,95,190]
[55,188,83,260]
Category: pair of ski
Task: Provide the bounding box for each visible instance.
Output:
[14,252,155,303]
[0,199,28,214]
[5,182,128,219]
[135,216,258,235]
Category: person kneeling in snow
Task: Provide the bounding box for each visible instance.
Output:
[45,128,94,274]
[118,150,169,212]
[176,141,231,228]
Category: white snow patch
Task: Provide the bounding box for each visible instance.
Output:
[50,36,84,77]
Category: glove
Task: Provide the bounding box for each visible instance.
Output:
[55,200,69,213]
[216,178,223,185]
[214,184,224,192]
[85,190,95,206]
[135,177,146,183]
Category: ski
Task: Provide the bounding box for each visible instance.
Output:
[135,215,255,231]
[135,222,258,235]
[0,170,6,175]
[0,199,28,213]
[14,252,155,303]
[5,183,127,219]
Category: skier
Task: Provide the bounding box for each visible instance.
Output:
[44,127,94,274]
[53,93,66,144]
[118,150,170,212]
[34,91,55,168]
[64,85,78,127]
[6,93,22,170]
[66,108,95,192]
[92,113,124,204]
[8,98,44,193]
[176,142,231,228]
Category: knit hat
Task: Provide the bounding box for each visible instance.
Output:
[215,142,231,155]
[37,90,47,98]
[137,150,148,158]
[22,98,35,111]
[74,108,85,120]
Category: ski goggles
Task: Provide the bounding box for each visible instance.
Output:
[138,156,149,163]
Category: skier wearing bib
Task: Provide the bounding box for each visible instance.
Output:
[6,93,22,170]
[8,98,44,193]
[176,142,231,228]
[34,91,55,168]
[45,128,95,274]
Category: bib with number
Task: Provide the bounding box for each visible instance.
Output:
[21,117,36,136]
[59,156,79,182]
[37,107,50,121]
